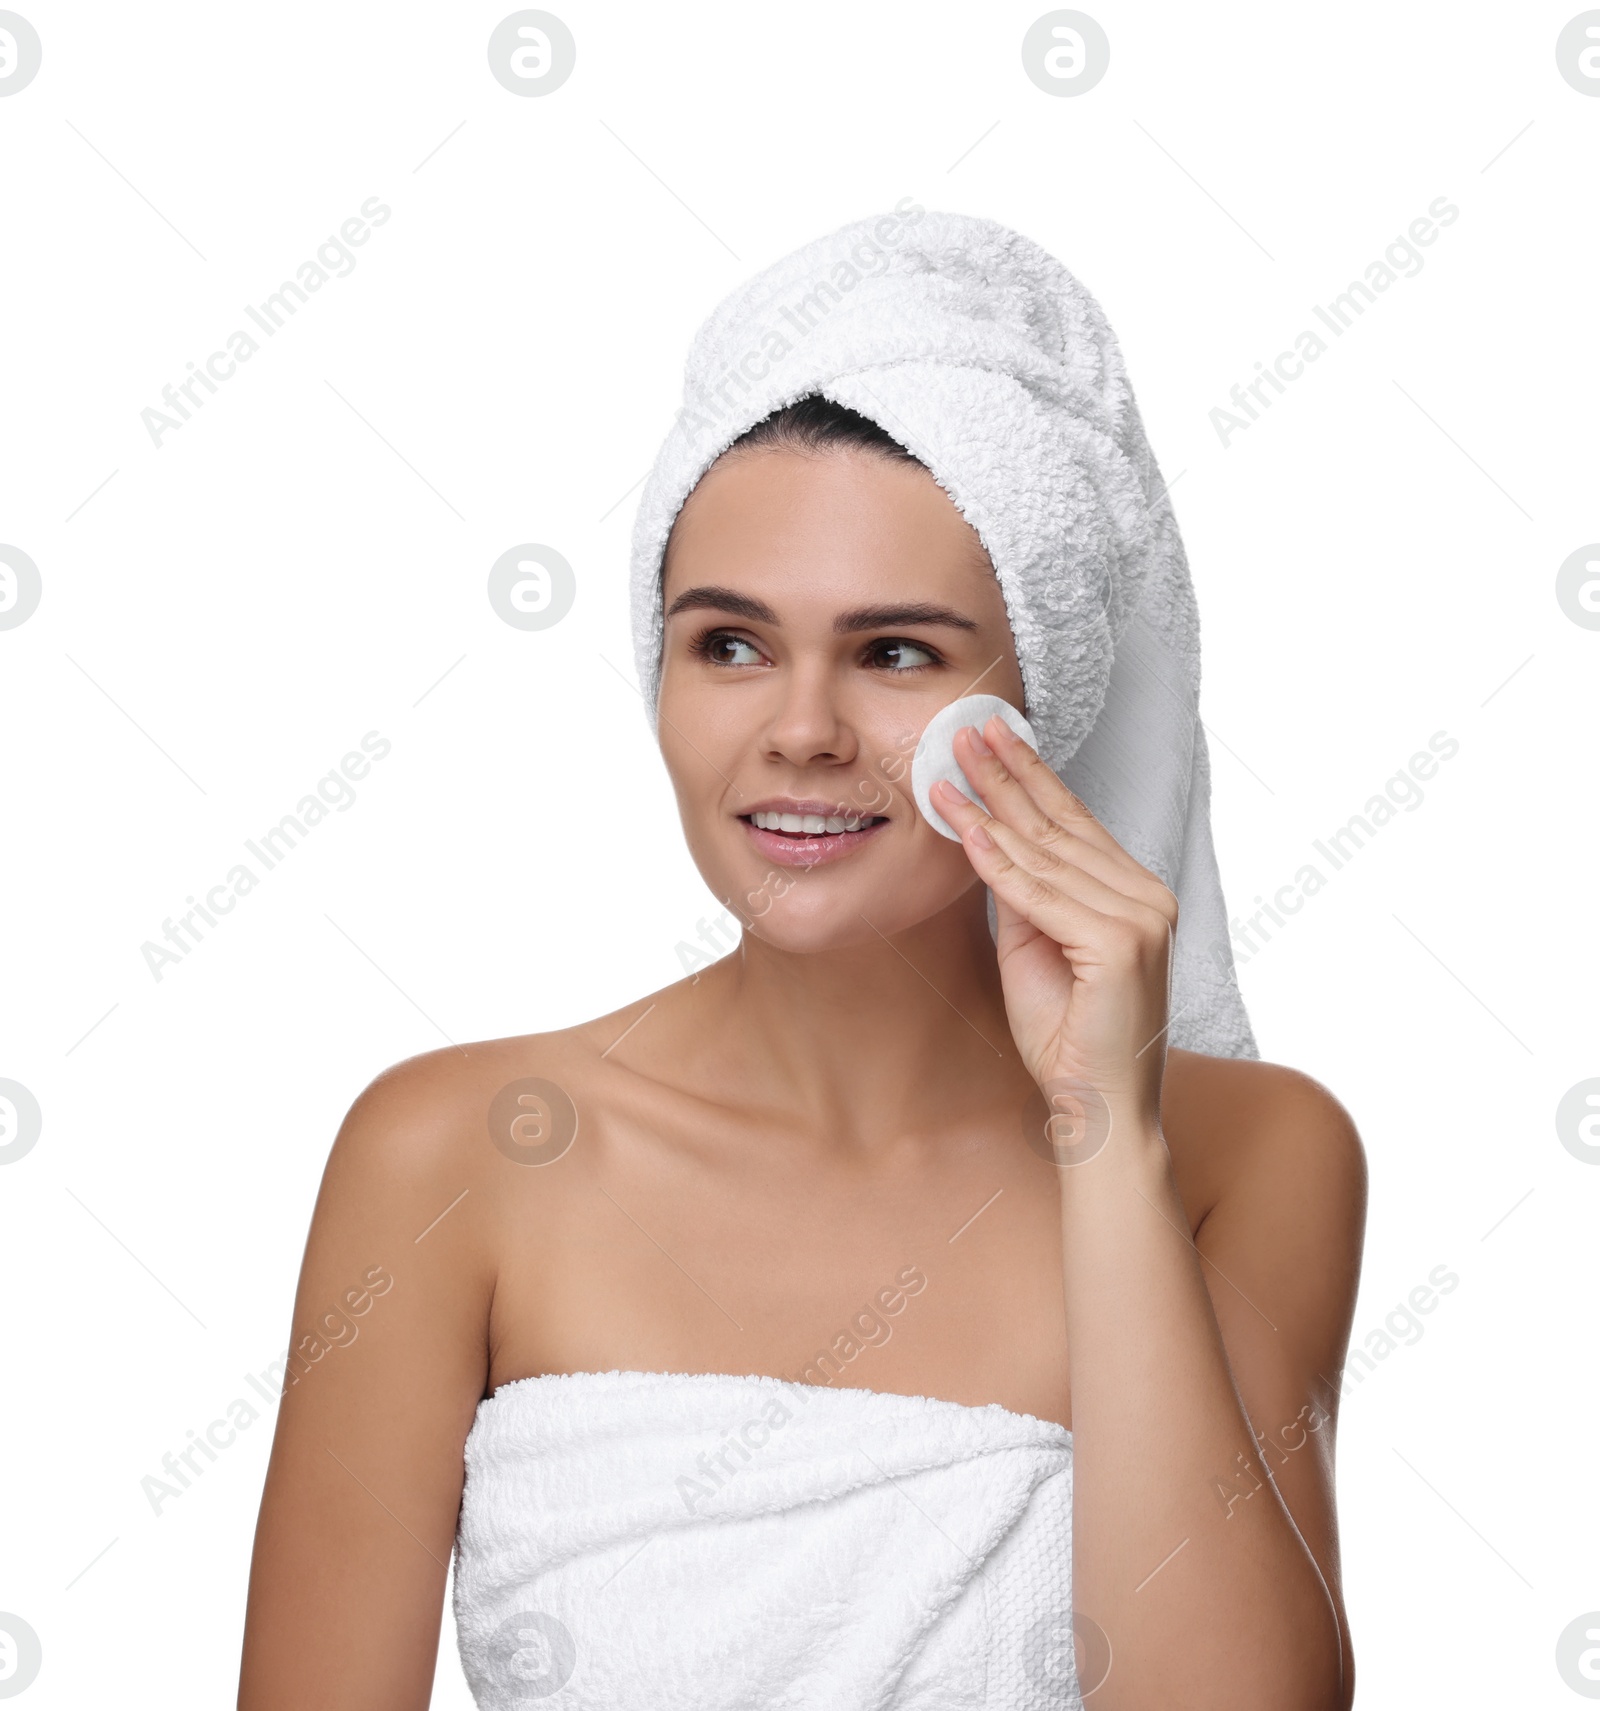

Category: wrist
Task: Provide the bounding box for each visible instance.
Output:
[1028,1072,1166,1170]
[1049,1104,1172,1192]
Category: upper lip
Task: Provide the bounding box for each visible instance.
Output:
[739,796,889,820]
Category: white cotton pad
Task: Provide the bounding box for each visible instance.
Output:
[911,694,1038,840]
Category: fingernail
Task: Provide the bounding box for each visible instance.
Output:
[970,822,995,850]
[965,724,992,757]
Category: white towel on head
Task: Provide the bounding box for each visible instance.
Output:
[628,204,1258,1060]
[451,1369,1081,1709]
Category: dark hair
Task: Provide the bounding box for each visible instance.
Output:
[721,392,925,468]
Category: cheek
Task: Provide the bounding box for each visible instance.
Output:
[658,731,730,840]
[899,819,986,895]
[655,681,738,792]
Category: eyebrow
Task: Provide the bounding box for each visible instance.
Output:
[664,585,778,625]
[663,585,980,634]
[834,601,980,635]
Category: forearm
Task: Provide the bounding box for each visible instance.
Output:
[1061,1112,1343,1710]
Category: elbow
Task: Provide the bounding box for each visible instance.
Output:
[1227,1561,1350,1711]
[1280,1561,1352,1711]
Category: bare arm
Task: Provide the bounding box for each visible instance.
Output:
[238,1052,495,1711]
[930,717,1366,1710]
[1193,1064,1367,1699]
[1060,1065,1365,1709]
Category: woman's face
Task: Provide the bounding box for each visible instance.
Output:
[656,444,1027,952]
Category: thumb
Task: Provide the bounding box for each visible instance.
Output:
[993,889,1047,956]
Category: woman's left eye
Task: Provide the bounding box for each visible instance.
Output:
[868,638,939,672]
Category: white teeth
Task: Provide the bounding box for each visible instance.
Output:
[750,810,883,833]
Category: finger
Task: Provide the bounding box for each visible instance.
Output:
[944,803,1120,953]
[981,804,1174,936]
[932,778,1174,943]
[991,885,1057,962]
[949,725,1066,846]
[949,725,1177,917]
[976,716,1150,876]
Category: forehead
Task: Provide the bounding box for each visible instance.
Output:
[660,446,1002,616]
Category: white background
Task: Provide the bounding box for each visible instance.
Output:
[2,1,1597,1705]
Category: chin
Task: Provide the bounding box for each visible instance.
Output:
[745,896,947,954]
[700,838,978,954]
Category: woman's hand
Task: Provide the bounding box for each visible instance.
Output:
[930,713,1179,1127]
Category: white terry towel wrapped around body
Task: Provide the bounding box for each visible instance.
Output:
[628,204,1259,1060]
[452,1369,1080,1709]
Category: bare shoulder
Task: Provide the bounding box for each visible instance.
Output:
[1163,1047,1368,1317]
[239,987,692,1709]
[1164,1048,1366,1215]
[326,989,668,1190]
[276,1000,665,1397]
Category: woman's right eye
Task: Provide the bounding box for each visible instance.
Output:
[692,629,765,667]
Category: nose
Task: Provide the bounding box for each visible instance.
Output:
[759,657,860,770]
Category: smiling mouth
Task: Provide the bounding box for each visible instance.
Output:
[742,810,889,835]
[737,809,891,867]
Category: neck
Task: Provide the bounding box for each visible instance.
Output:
[665,886,1032,1148]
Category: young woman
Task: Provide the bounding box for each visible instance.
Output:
[239,218,1366,1711]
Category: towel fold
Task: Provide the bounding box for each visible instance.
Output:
[452,1369,1081,1709]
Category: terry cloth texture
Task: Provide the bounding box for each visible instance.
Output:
[453,1369,1082,1708]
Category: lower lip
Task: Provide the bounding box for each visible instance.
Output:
[740,818,889,867]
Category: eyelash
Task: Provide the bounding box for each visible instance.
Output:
[687,627,945,673]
